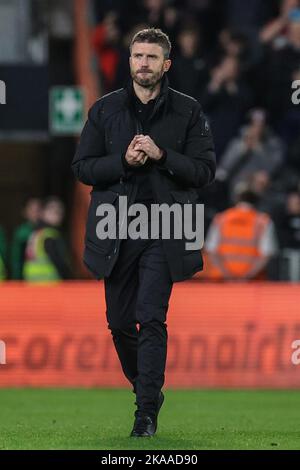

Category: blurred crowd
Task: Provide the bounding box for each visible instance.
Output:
[0,197,71,282]
[2,0,300,282]
[90,0,300,281]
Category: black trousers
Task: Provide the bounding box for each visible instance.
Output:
[104,236,173,418]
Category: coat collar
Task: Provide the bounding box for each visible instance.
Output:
[125,73,169,108]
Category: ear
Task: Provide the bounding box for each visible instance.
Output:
[164,59,171,72]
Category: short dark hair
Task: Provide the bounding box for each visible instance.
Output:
[235,187,259,206]
[42,196,64,211]
[130,28,171,59]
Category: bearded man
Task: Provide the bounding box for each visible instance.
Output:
[72,28,216,437]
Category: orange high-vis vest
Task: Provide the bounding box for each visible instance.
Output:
[203,206,270,280]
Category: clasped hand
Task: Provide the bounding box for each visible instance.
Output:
[125,135,163,167]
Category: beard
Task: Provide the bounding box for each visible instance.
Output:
[131,68,164,89]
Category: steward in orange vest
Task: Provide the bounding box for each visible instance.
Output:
[203,188,278,281]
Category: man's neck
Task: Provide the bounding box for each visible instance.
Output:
[133,81,161,104]
[237,202,254,209]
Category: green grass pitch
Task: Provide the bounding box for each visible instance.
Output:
[0,389,299,450]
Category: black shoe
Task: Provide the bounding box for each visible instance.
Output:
[130,414,156,437]
[130,391,164,437]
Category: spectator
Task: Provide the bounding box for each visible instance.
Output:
[262,7,300,125]
[91,11,121,93]
[211,28,252,71]
[260,0,299,47]
[169,25,209,101]
[135,0,181,45]
[216,108,284,200]
[203,185,278,281]
[92,0,127,24]
[23,197,71,282]
[201,55,253,157]
[184,0,225,49]
[277,191,300,248]
[226,0,277,39]
[225,0,277,65]
[10,197,42,280]
[248,170,286,220]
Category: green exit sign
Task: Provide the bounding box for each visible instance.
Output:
[50,87,85,135]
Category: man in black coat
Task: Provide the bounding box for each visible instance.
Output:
[72,28,216,437]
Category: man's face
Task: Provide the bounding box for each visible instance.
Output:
[43,202,64,227]
[24,199,41,224]
[130,42,171,88]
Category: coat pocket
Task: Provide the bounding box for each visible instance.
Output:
[170,190,203,251]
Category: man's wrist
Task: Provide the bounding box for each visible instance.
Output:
[156,147,167,164]
[122,152,132,169]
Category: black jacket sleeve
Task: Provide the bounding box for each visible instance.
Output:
[44,237,71,280]
[156,102,216,189]
[71,101,132,186]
